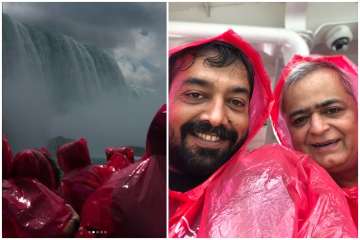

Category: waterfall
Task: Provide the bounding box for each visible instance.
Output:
[3,13,126,111]
[3,14,160,157]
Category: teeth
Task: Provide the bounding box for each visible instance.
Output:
[196,132,220,142]
[313,143,329,147]
[312,139,339,147]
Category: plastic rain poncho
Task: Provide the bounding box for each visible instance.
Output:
[77,104,166,237]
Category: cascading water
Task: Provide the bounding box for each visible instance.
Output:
[3,13,126,111]
[3,14,162,159]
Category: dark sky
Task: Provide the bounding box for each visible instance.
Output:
[3,2,166,92]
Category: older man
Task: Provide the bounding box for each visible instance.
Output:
[271,54,358,226]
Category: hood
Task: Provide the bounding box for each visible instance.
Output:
[145,104,166,157]
[270,54,358,149]
[11,149,57,190]
[57,138,91,173]
[169,30,273,186]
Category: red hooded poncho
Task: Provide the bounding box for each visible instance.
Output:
[270,54,358,227]
[57,138,91,174]
[3,143,79,237]
[105,146,134,170]
[77,104,166,237]
[169,31,357,237]
[105,146,135,162]
[58,142,136,216]
[3,178,78,237]
[58,137,121,214]
[11,149,57,191]
[60,163,116,214]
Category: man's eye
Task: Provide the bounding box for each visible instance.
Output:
[229,98,245,108]
[186,92,203,99]
[182,91,206,104]
[292,116,308,127]
[324,106,343,115]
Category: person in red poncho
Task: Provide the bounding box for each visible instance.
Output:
[76,105,166,237]
[169,30,357,237]
[169,31,260,192]
[270,54,358,226]
[2,137,79,237]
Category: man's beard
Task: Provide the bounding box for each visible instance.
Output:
[170,120,248,180]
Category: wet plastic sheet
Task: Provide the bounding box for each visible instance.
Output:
[2,136,13,179]
[60,164,115,214]
[105,146,135,162]
[2,178,77,237]
[106,147,134,171]
[343,186,358,226]
[143,104,166,158]
[78,155,166,237]
[57,138,91,173]
[169,144,358,238]
[57,137,130,213]
[11,149,57,190]
[77,105,166,237]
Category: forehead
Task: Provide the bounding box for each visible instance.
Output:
[283,68,353,111]
[171,51,249,90]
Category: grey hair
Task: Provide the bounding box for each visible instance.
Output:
[281,61,355,112]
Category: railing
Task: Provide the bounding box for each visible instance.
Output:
[169,21,310,64]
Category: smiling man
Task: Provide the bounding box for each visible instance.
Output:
[169,39,254,191]
[282,63,357,184]
[271,55,358,226]
[278,59,358,187]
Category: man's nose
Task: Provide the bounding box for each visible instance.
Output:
[309,113,329,135]
[200,98,228,127]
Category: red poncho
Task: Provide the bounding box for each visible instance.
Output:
[105,146,135,162]
[169,30,357,237]
[58,138,135,214]
[11,148,57,191]
[60,164,115,213]
[57,138,91,173]
[57,138,112,214]
[105,146,134,170]
[58,141,136,215]
[77,104,166,237]
[270,54,358,227]
[3,178,77,237]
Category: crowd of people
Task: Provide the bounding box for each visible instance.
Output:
[3,105,166,237]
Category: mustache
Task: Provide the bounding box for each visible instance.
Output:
[181,120,238,143]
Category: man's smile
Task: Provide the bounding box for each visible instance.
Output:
[187,132,230,149]
[309,138,341,153]
[195,132,220,142]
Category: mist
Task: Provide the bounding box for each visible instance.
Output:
[2,3,166,159]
